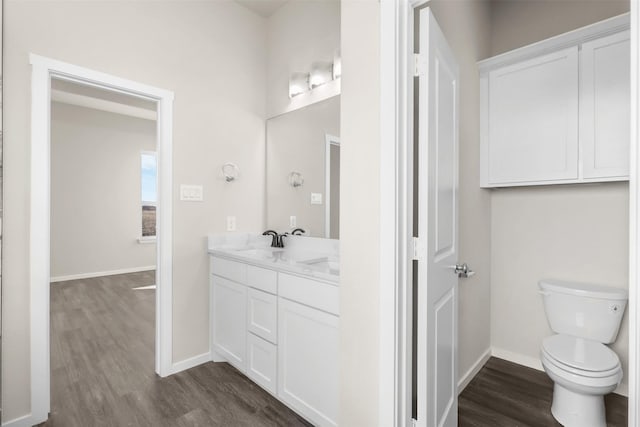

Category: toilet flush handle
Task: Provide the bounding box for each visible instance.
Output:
[538,290,551,296]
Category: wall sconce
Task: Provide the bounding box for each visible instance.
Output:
[289,73,308,98]
[222,162,240,182]
[288,171,304,187]
[333,50,341,80]
[309,62,333,89]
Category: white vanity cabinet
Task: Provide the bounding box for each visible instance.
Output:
[480,15,630,188]
[209,253,339,426]
[278,274,339,427]
[211,260,247,372]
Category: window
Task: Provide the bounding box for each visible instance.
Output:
[141,151,157,238]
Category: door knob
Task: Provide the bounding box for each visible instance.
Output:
[449,263,475,278]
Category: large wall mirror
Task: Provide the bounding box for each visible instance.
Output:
[266,95,340,239]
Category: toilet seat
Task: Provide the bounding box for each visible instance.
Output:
[542,334,620,377]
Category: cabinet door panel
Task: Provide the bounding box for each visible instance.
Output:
[247,287,278,344]
[580,30,630,180]
[247,333,277,394]
[278,298,338,427]
[488,47,579,184]
[212,276,247,372]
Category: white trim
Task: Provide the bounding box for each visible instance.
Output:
[50,266,156,283]
[324,134,340,238]
[491,347,543,371]
[51,89,157,121]
[1,413,40,427]
[29,53,175,425]
[170,352,212,375]
[458,348,491,393]
[380,1,416,426]
[630,1,639,424]
[478,13,630,73]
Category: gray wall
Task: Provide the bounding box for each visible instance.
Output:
[50,103,156,279]
[488,0,631,395]
[3,1,266,420]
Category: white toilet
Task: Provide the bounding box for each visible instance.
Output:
[539,279,627,427]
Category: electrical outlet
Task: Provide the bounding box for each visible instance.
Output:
[290,216,297,227]
[226,216,236,231]
[310,193,323,205]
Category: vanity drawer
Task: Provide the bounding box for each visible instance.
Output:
[246,332,277,394]
[211,256,246,284]
[247,265,278,294]
[279,273,339,316]
[247,287,278,344]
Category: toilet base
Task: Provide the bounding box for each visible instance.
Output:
[551,383,606,427]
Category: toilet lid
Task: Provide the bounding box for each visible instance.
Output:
[542,335,620,372]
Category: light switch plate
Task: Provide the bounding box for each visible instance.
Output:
[289,216,297,227]
[180,184,203,201]
[310,193,323,205]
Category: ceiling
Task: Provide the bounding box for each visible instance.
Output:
[235,0,288,18]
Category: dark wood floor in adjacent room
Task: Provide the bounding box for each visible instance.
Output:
[459,357,628,427]
[41,271,310,427]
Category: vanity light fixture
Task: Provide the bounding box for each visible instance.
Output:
[309,62,333,89]
[222,162,240,182]
[288,171,304,188]
[289,72,308,98]
[333,50,341,80]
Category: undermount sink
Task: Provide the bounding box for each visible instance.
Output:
[298,257,340,273]
[233,248,283,258]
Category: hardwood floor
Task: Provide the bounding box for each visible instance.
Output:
[459,357,628,427]
[41,271,310,427]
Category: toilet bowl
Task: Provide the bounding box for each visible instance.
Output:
[540,334,622,427]
[538,279,627,427]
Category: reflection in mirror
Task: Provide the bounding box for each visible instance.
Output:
[266,96,340,238]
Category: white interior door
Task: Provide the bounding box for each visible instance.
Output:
[415,8,460,427]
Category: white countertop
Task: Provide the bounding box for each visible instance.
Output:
[208,233,340,284]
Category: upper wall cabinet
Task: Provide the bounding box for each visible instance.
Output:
[479,15,630,188]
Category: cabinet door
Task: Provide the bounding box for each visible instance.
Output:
[247,287,278,344]
[486,47,579,185]
[247,333,277,394]
[278,298,339,427]
[580,30,630,180]
[212,276,247,372]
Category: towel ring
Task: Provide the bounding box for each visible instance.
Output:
[288,171,304,187]
[222,163,240,182]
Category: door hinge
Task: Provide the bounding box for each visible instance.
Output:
[412,236,422,261]
[414,53,427,77]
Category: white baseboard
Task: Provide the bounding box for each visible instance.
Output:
[50,266,156,283]
[491,347,544,371]
[2,413,40,427]
[458,347,492,393]
[170,352,211,375]
[491,346,628,397]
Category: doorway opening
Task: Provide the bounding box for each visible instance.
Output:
[29,54,174,424]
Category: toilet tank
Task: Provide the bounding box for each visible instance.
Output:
[539,279,627,344]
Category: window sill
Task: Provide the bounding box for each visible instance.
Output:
[138,236,157,244]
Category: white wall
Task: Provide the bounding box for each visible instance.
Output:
[488,0,631,395]
[50,103,156,279]
[266,96,339,236]
[3,1,266,421]
[266,0,340,117]
[428,0,493,386]
[340,1,380,425]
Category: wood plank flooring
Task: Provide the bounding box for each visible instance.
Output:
[40,271,310,427]
[459,357,628,427]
